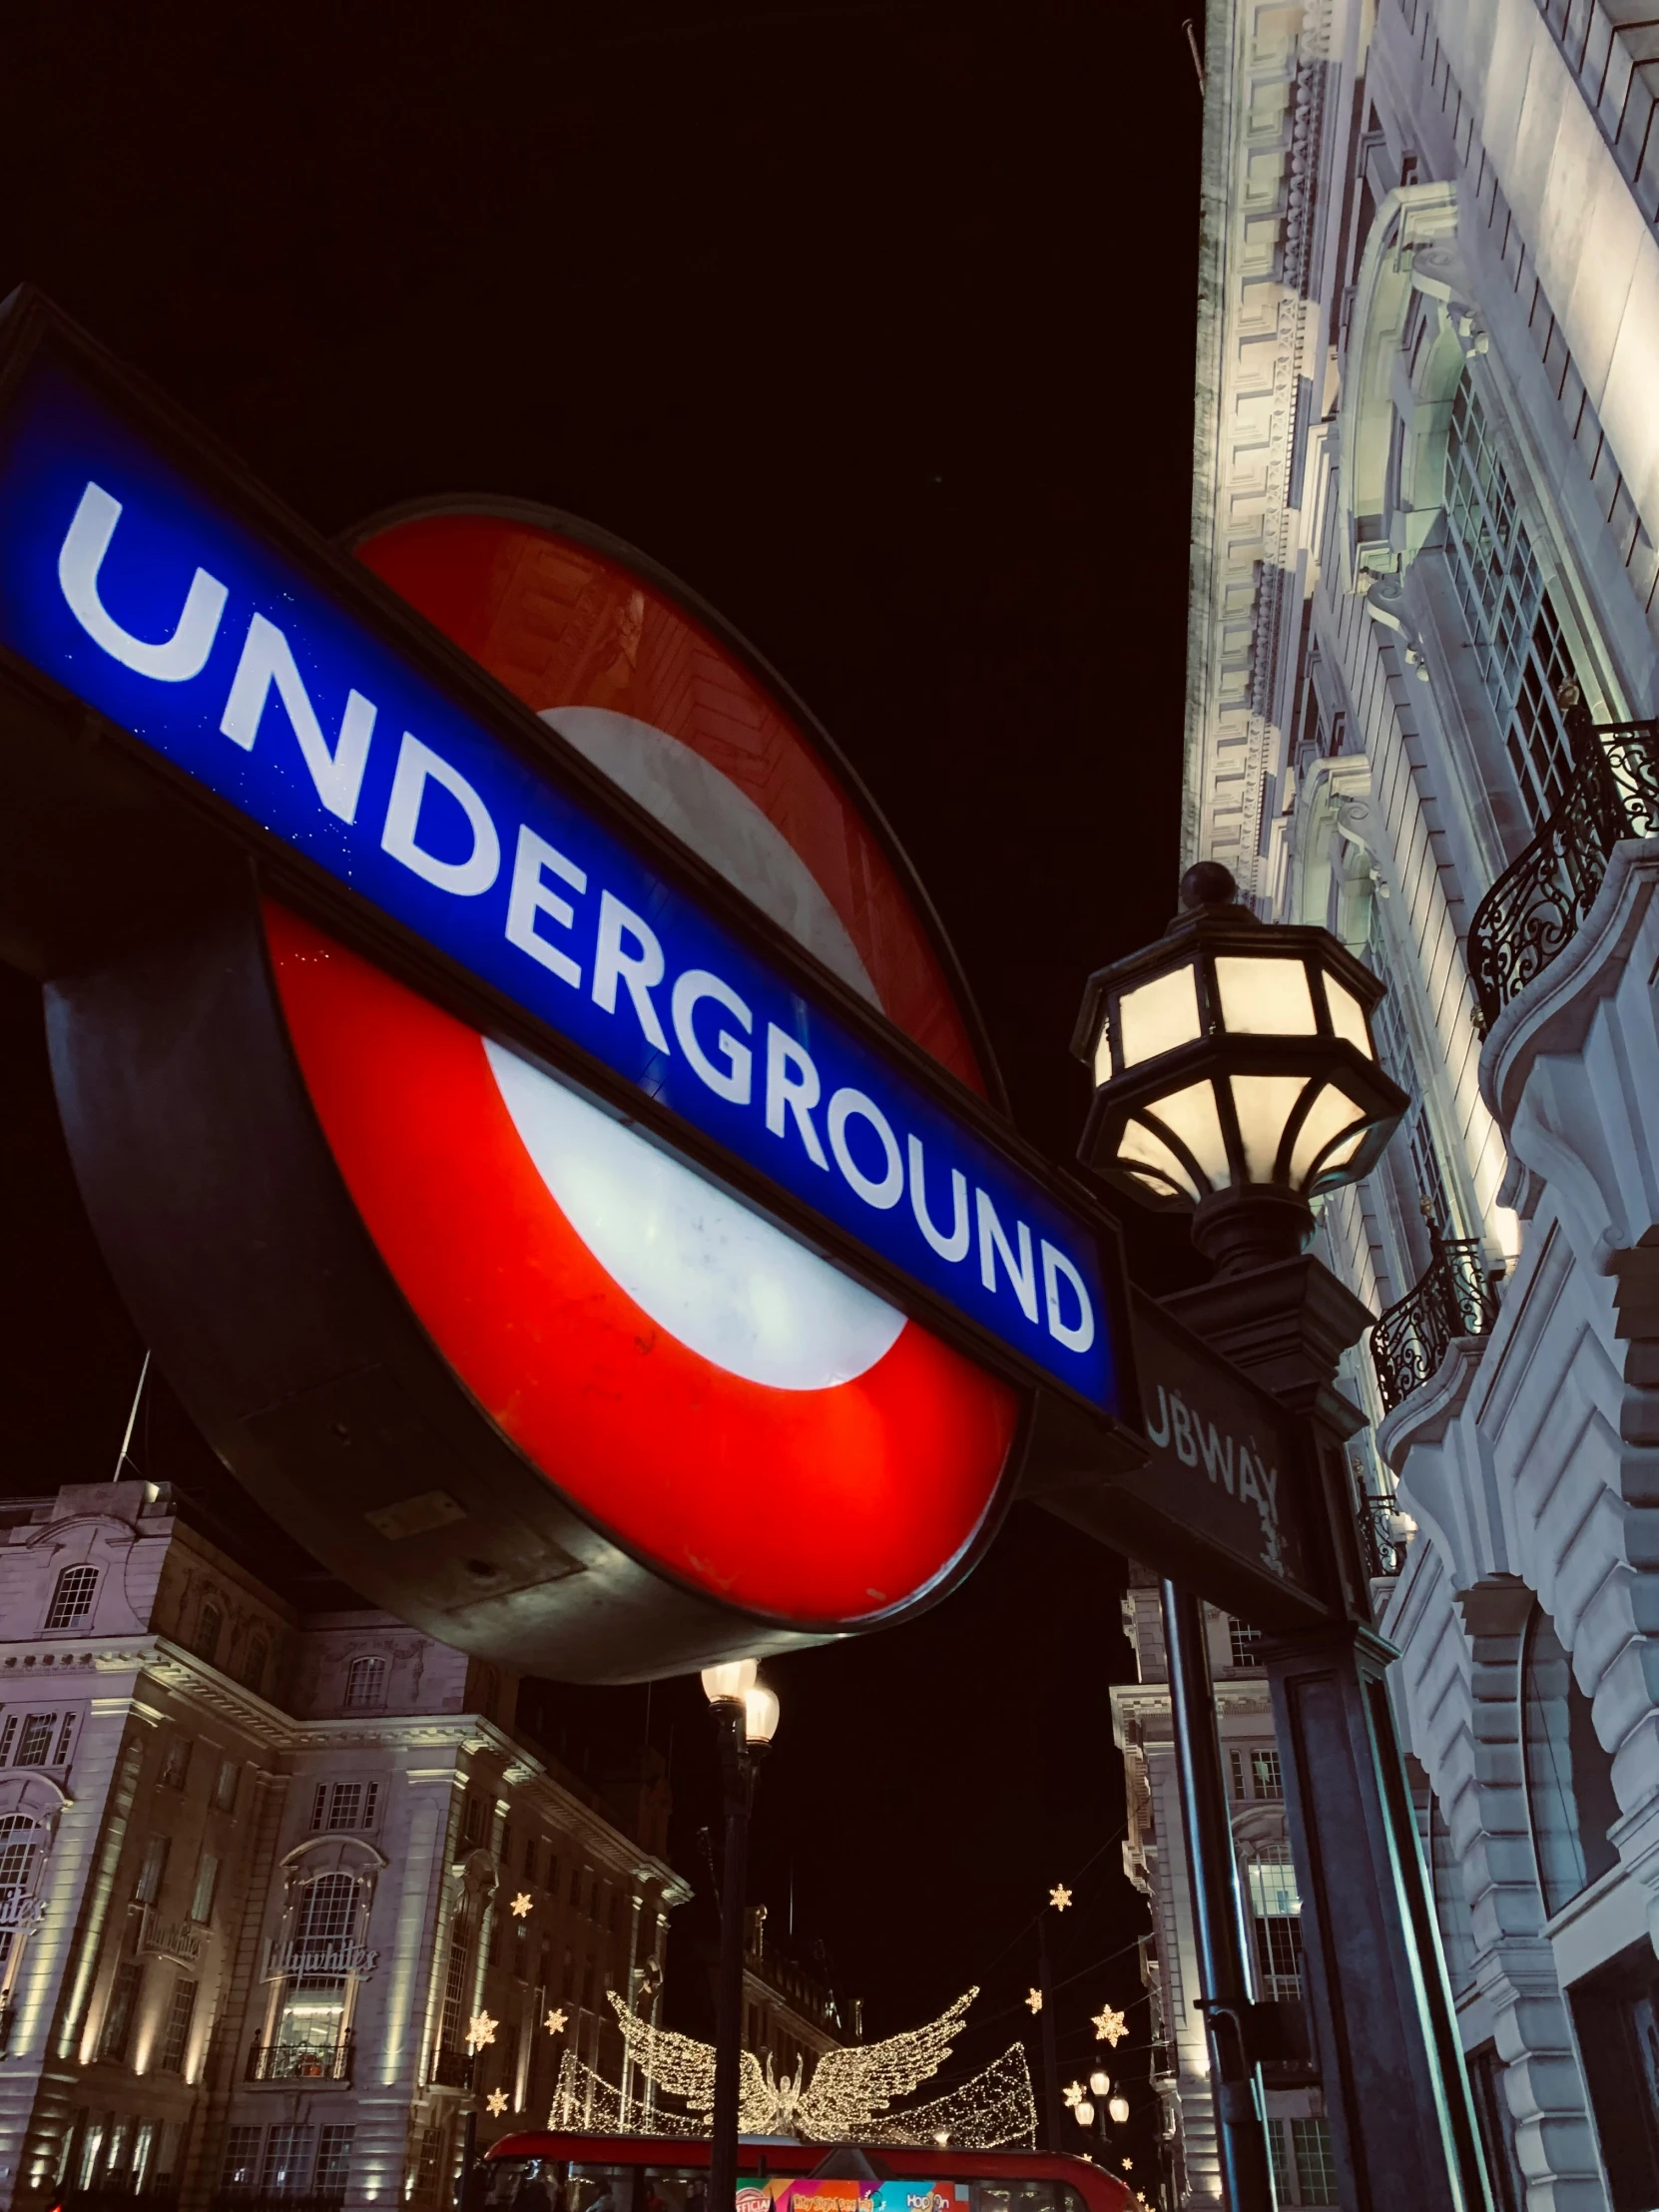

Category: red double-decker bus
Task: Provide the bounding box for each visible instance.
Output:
[479,2131,1135,2212]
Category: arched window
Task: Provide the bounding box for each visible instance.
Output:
[192,1602,223,1666]
[45,1565,98,1632]
[299,1873,358,1945]
[0,1815,38,1897]
[343,1656,386,1712]
[1522,1610,1620,1916]
[240,1636,269,1695]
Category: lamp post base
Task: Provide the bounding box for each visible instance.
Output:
[1190,1187,1314,1276]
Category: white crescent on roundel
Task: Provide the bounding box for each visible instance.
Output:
[482,706,908,1393]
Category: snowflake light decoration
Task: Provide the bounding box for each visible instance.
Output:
[467,2010,498,2053]
[485,2089,509,2117]
[1063,2082,1084,2109]
[545,2007,568,2035]
[1024,1988,1043,2014]
[510,1892,533,1919]
[1092,2003,1127,2046]
[1048,1885,1072,1911]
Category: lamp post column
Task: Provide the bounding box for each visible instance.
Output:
[709,1699,752,2212]
[1160,1580,1274,2212]
[1167,1256,1489,2212]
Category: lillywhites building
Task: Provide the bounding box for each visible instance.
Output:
[0,1481,686,2212]
[1182,0,1659,2203]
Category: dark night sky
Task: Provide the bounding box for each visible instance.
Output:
[2,0,1203,2172]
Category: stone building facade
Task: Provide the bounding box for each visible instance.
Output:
[1181,0,1659,2205]
[0,1480,686,2212]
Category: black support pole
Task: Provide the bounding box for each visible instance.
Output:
[1161,1579,1275,2212]
[710,1703,752,2212]
[1167,1254,1489,2212]
[1037,1917,1064,2151]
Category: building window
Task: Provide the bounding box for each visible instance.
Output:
[1228,1620,1263,1668]
[310,1780,380,1833]
[53,1714,75,1766]
[439,1923,470,2052]
[261,2126,316,2195]
[241,1636,270,1695]
[134,1835,170,1906]
[1467,2043,1523,2212]
[1291,2118,1339,2205]
[158,1975,197,2072]
[45,1565,98,1632]
[298,1872,358,1945]
[222,2128,263,2191]
[1523,1608,1620,1915]
[99,1959,144,2062]
[461,1797,485,1850]
[1240,1748,1283,1801]
[15,1714,58,1769]
[315,2128,354,2197]
[343,1656,386,1712]
[1443,375,1584,829]
[158,1737,192,1791]
[189,1852,220,1925]
[192,1601,223,1667]
[1247,1855,1303,1999]
[216,1758,241,1814]
[0,1816,38,1898]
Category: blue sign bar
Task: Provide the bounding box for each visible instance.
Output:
[0,350,1119,1412]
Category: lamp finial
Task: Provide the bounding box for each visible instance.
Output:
[1179,860,1237,910]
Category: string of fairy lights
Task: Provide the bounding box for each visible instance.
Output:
[462,1875,1141,2170]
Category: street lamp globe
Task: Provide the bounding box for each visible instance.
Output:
[1072,861,1406,1272]
[1089,2070,1110,2098]
[701,1659,759,1706]
[743,1681,782,1745]
[1074,2101,1095,2129]
[1108,2094,1130,2126]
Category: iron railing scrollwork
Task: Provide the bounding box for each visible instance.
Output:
[1468,704,1659,1033]
[1370,1230,1500,1414]
[245,2035,353,2084]
[1358,1492,1415,1578]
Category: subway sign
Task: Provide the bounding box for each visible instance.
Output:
[0,323,1122,1420]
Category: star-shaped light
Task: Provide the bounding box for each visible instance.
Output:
[544,2006,568,2035]
[1049,1884,1073,1911]
[1120,2160,1133,2173]
[1062,2082,1084,2109]
[1025,1987,1043,2013]
[509,1892,533,1919]
[485,2089,509,2118]
[466,2009,498,2053]
[1092,2003,1127,2045]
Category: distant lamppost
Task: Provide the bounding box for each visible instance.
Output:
[1072,865,1486,2212]
[702,1661,781,2212]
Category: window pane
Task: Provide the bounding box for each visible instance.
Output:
[46,1566,98,1631]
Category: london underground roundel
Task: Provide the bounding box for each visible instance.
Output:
[252,507,1019,1648]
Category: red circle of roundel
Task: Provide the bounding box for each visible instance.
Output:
[262,508,1019,1629]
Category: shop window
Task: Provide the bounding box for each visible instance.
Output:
[1522,1609,1619,1916]
[45,1564,98,1632]
[1568,1939,1659,2210]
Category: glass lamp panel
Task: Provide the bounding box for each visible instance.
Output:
[1147,1080,1232,1190]
[700,1659,758,1703]
[1288,1083,1367,1188]
[1117,1118,1201,1203]
[1324,973,1375,1057]
[1117,964,1203,1068]
[1228,1075,1312,1183]
[1320,1128,1366,1172]
[1092,1025,1114,1087]
[1214,955,1318,1035]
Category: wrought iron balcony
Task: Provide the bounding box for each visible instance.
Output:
[1358,1493,1417,1579]
[1468,707,1659,1033]
[1370,1230,1500,1413]
[245,2035,353,2083]
[429,2043,473,2088]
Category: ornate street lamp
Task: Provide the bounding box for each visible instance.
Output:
[703,1660,782,2212]
[1072,861,1406,1271]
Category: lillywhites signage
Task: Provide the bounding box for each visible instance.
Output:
[265,1936,377,1979]
[0,348,1116,1412]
